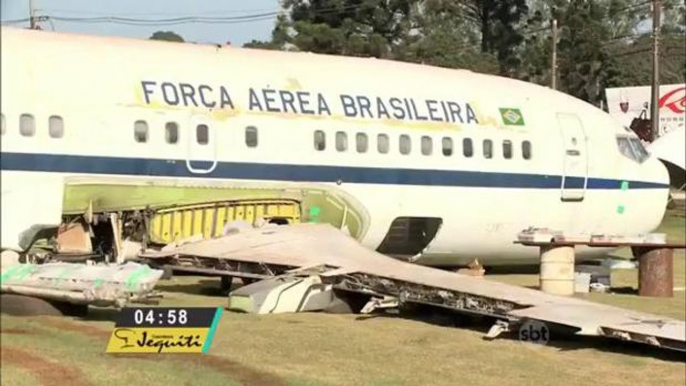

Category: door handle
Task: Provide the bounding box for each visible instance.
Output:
[566,150,580,156]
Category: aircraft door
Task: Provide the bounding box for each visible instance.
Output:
[186,115,218,174]
[556,113,588,201]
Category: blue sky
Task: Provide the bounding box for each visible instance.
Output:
[1,0,280,45]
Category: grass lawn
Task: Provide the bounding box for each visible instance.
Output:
[1,211,684,386]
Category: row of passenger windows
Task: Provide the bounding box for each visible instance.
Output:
[314,131,533,160]
[1,114,531,161]
[1,113,65,138]
[133,120,260,147]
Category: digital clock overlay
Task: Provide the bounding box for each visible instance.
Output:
[106,307,223,354]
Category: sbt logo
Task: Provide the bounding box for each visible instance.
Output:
[518,320,550,345]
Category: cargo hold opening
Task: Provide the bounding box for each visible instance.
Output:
[376,217,442,258]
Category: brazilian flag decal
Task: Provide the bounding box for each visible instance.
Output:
[499,108,525,126]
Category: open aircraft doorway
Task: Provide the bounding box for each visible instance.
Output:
[186,114,218,174]
[376,217,443,260]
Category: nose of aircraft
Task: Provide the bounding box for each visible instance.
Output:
[647,153,673,189]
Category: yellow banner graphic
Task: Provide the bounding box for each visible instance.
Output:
[106,327,210,354]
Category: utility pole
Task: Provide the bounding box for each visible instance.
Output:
[29,0,37,29]
[551,19,558,90]
[650,0,661,141]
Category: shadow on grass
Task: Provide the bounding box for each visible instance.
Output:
[156,278,245,297]
[355,305,686,362]
[536,334,686,362]
[354,304,498,334]
[81,307,121,322]
[610,286,639,295]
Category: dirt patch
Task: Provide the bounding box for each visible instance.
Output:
[188,354,286,386]
[110,353,286,386]
[39,317,111,339]
[0,328,37,335]
[37,318,285,385]
[1,346,90,386]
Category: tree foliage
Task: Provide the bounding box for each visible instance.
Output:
[149,31,185,42]
[244,0,686,105]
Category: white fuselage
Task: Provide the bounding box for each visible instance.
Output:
[0,27,671,265]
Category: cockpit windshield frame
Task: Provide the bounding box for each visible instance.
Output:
[616,134,650,164]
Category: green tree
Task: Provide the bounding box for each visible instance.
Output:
[458,0,529,75]
[149,31,185,42]
[394,0,499,73]
[244,14,290,50]
[248,0,499,71]
[516,0,555,86]
[518,0,684,102]
[599,0,685,87]
[555,0,621,106]
[609,34,686,87]
[243,0,684,103]
[257,0,414,58]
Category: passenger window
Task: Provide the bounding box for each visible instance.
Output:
[483,139,493,159]
[377,134,389,154]
[165,122,179,144]
[421,136,432,156]
[245,126,258,148]
[522,140,532,160]
[314,130,326,151]
[336,131,348,152]
[399,135,411,155]
[1,113,5,135]
[196,124,209,145]
[134,120,148,143]
[20,114,35,137]
[48,116,64,138]
[463,138,473,157]
[442,137,453,156]
[356,133,368,153]
[502,140,512,159]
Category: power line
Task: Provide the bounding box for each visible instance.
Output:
[611,0,652,15]
[1,18,30,25]
[46,13,281,26]
[1,2,379,28]
[39,7,277,17]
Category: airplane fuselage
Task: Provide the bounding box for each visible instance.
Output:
[0,27,670,265]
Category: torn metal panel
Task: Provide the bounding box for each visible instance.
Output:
[158,223,686,352]
[56,220,92,254]
[1,262,164,308]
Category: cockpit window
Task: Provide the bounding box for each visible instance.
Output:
[628,137,649,163]
[616,136,650,163]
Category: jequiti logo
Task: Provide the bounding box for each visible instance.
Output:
[518,320,550,345]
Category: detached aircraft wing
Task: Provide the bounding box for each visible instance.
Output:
[145,223,685,352]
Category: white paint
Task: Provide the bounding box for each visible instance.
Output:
[0,27,672,266]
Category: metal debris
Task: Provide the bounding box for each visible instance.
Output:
[150,223,686,352]
[1,261,164,308]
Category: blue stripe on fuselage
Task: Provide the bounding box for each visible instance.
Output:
[0,152,668,189]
